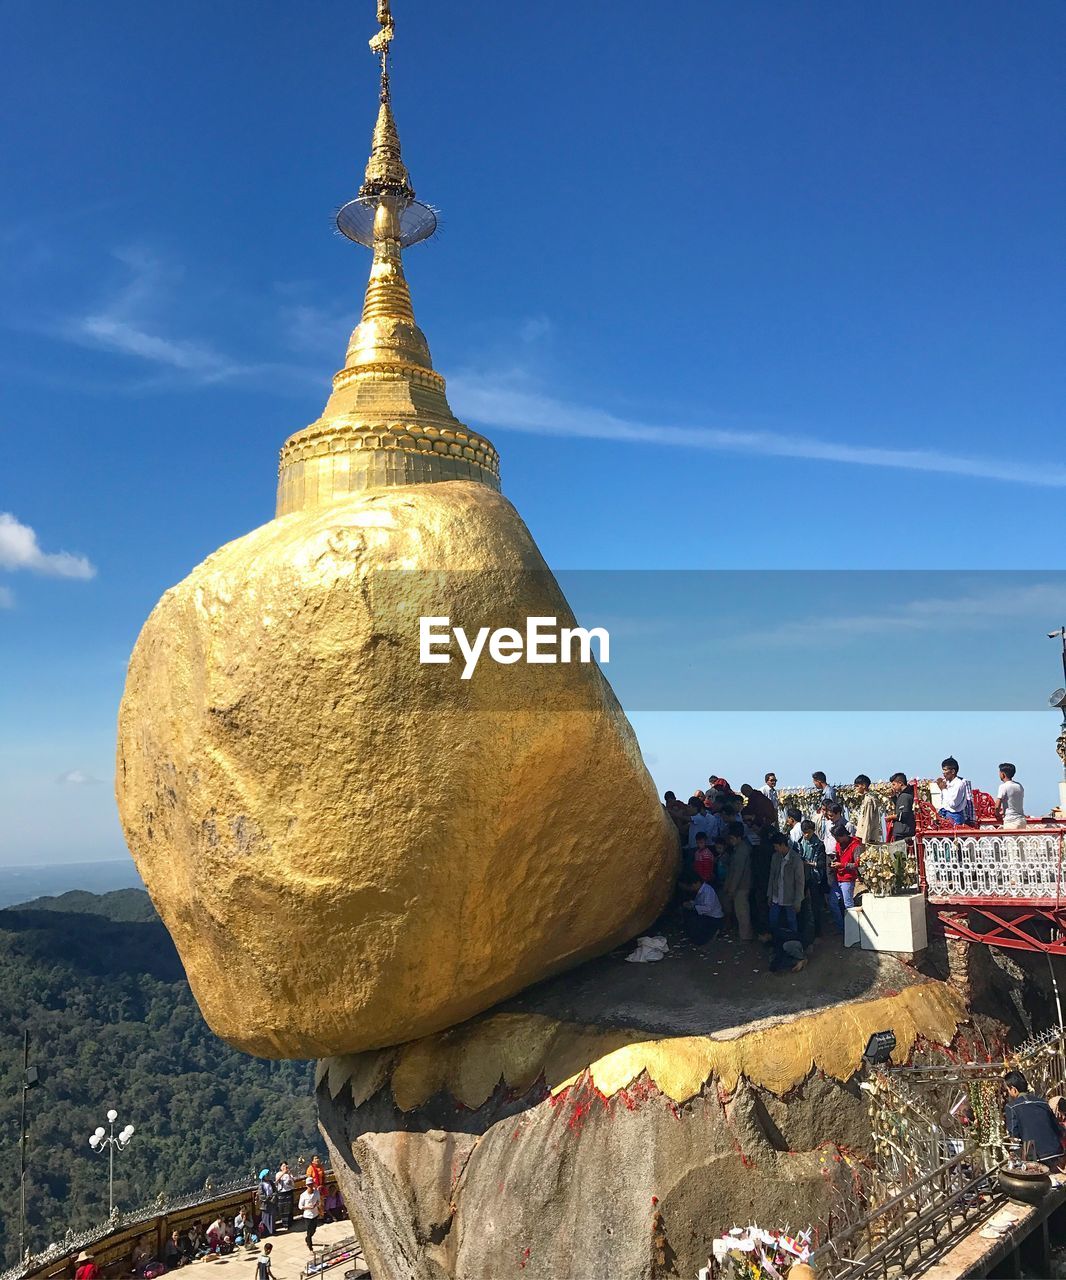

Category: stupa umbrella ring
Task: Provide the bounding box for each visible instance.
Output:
[336,194,437,248]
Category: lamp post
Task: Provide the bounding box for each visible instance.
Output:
[88,1109,135,1215]
[18,1029,40,1261]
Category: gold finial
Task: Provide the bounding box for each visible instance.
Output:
[274,0,500,515]
[369,2,395,94]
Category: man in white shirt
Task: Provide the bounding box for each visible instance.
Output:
[761,772,779,810]
[298,1177,321,1254]
[996,763,1026,829]
[680,872,724,944]
[937,757,974,826]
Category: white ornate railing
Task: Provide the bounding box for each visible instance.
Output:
[920,828,1065,902]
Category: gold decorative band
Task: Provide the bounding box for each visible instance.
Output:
[276,418,501,515]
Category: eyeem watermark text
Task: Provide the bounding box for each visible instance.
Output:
[420,616,610,680]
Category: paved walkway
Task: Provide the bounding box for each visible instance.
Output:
[187,1222,366,1280]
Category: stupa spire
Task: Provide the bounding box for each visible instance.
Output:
[275,0,499,516]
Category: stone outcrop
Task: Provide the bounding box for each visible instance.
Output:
[116,481,676,1058]
[315,946,967,1280]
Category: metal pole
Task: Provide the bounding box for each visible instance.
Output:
[109,1121,115,1215]
[18,1029,28,1260]
[1060,626,1066,688]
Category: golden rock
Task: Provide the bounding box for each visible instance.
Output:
[115,7,674,1057]
[116,480,675,1057]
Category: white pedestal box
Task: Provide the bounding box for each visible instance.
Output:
[844,893,928,954]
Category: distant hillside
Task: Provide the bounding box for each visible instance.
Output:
[0,892,317,1267]
[16,887,157,922]
[0,859,144,909]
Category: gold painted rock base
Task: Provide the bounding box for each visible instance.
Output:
[116,481,676,1057]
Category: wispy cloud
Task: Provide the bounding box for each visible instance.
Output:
[0,513,96,580]
[519,315,552,345]
[449,374,1066,490]
[745,582,1066,648]
[55,769,106,786]
[63,248,255,386]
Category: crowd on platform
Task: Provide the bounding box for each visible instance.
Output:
[70,1156,342,1280]
[663,759,1028,973]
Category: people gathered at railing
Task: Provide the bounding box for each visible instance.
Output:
[71,1153,345,1278]
[662,757,1041,967]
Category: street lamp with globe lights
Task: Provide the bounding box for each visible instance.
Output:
[88,1109,135,1215]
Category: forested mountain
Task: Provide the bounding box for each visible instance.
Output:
[0,891,317,1266]
[15,889,157,922]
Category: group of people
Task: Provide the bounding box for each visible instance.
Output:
[72,1156,340,1280]
[664,758,1028,970]
[252,1154,338,1251]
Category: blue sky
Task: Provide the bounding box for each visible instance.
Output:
[1,0,1064,864]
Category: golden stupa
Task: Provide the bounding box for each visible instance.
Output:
[115,1,676,1059]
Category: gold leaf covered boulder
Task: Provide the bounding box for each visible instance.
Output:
[115,58,675,1058]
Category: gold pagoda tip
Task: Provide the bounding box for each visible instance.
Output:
[274,0,500,514]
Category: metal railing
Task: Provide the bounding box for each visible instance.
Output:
[917,826,1066,904]
[808,1150,1004,1280]
[3,1172,338,1280]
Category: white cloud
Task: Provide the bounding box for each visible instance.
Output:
[55,769,105,786]
[449,374,1066,490]
[0,513,96,579]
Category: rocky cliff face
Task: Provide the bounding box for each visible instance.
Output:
[316,945,966,1280]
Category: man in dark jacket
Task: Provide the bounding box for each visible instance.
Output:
[1003,1071,1065,1166]
[889,773,916,840]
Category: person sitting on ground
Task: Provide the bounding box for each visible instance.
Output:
[830,822,862,920]
[740,783,778,829]
[722,822,754,942]
[1003,1070,1066,1167]
[185,1224,207,1260]
[766,829,805,936]
[162,1231,187,1271]
[767,920,808,974]
[852,775,884,846]
[679,871,724,945]
[888,773,916,841]
[996,763,1026,830]
[205,1217,233,1255]
[936,756,974,826]
[234,1208,257,1247]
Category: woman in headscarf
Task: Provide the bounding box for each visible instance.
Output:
[257,1168,277,1238]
